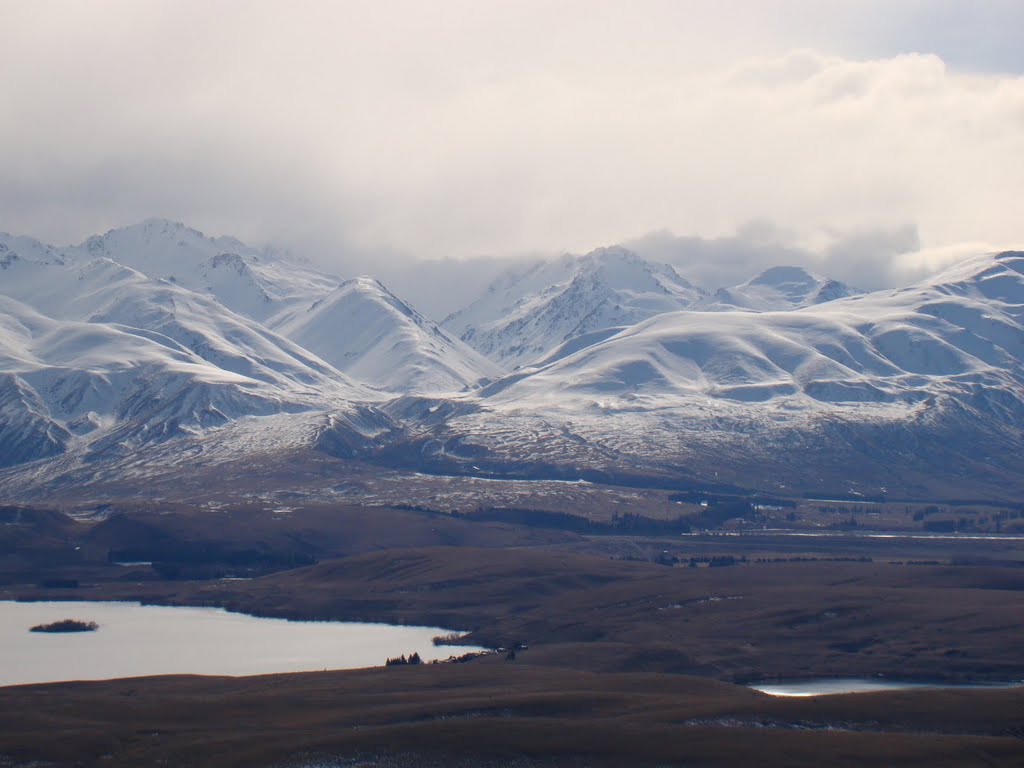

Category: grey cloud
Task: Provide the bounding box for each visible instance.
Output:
[624,223,922,292]
[821,227,922,289]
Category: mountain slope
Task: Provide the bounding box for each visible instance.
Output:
[444,246,706,368]
[275,277,504,394]
[0,290,312,468]
[0,367,72,467]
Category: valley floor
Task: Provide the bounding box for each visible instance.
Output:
[3,664,1024,768]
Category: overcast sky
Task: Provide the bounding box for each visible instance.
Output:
[2,0,1023,302]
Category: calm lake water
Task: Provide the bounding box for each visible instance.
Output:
[1,600,486,687]
[749,678,1024,697]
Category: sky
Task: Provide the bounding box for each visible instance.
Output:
[2,0,1023,307]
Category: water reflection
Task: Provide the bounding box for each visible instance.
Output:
[750,678,1023,697]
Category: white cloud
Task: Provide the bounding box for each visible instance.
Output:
[0,2,1021,280]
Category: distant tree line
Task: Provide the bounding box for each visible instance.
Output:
[460,507,694,535]
[385,652,422,666]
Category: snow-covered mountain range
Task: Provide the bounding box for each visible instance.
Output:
[1,219,1021,503]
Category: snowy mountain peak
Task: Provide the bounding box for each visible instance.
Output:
[275,275,503,394]
[581,244,662,271]
[579,244,643,268]
[748,264,821,286]
[125,217,249,253]
[74,218,254,276]
[206,251,256,271]
[350,275,386,287]
[445,246,706,367]
[343,275,404,299]
[306,276,419,322]
[702,265,859,311]
[0,233,66,268]
[578,245,703,297]
[65,221,344,325]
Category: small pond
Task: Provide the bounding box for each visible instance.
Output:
[749,678,1023,697]
[1,600,486,687]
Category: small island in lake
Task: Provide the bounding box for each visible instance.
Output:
[29,619,98,633]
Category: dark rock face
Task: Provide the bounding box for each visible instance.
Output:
[0,375,70,468]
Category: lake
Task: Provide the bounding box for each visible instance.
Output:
[749,678,1023,697]
[0,600,487,687]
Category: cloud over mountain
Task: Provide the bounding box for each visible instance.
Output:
[1,5,1021,281]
